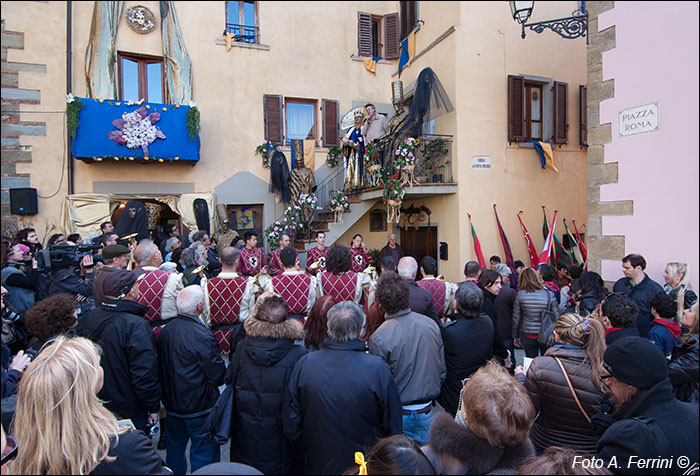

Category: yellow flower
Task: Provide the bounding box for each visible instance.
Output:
[158,158,164,163]
[174,157,180,161]
[113,157,119,161]
[98,99,104,103]
[144,157,149,161]
[115,102,121,106]
[175,104,180,108]
[95,157,103,161]
[128,157,134,161]
[162,107,167,111]
[145,105,150,109]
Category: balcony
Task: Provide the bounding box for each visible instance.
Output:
[225,23,259,44]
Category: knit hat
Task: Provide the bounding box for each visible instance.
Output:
[102,269,140,298]
[102,244,130,260]
[603,336,668,388]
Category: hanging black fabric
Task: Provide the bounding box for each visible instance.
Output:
[270,151,291,203]
[193,198,210,234]
[398,67,454,137]
[114,201,150,241]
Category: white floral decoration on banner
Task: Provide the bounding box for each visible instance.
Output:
[108,107,166,156]
[66,93,75,103]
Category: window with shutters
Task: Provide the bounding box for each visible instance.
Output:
[285,98,317,145]
[400,1,418,40]
[579,85,587,146]
[118,53,164,103]
[358,11,400,60]
[265,95,340,147]
[226,1,258,44]
[508,74,569,145]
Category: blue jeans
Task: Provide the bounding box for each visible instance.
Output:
[165,413,220,475]
[521,335,546,358]
[402,405,433,446]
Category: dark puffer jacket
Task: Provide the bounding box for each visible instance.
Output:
[668,334,699,403]
[422,412,535,475]
[230,313,307,475]
[523,345,604,454]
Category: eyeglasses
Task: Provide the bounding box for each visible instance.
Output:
[599,374,613,381]
[1,435,18,465]
[461,377,470,387]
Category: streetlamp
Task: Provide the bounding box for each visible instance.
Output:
[510,1,588,42]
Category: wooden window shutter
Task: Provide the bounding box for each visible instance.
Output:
[358,12,372,57]
[322,99,339,147]
[263,94,283,143]
[507,75,525,142]
[553,81,569,144]
[384,13,400,59]
[579,85,587,146]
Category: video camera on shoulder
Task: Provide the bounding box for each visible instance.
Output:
[36,244,103,272]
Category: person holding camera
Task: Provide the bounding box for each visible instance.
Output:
[46,247,97,316]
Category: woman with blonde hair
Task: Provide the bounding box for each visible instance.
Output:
[515,313,606,454]
[663,262,697,321]
[512,267,559,358]
[11,336,170,475]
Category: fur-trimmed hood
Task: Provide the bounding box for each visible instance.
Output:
[243,312,304,340]
[424,412,535,474]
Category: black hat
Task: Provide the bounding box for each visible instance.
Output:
[103,270,140,298]
[102,244,130,260]
[603,336,668,388]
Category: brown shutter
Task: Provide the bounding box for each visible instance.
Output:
[553,81,569,144]
[358,12,372,57]
[322,99,339,147]
[263,94,283,143]
[508,75,525,142]
[384,13,400,59]
[579,85,587,146]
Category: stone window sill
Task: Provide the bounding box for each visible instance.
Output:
[350,55,394,65]
[215,37,271,51]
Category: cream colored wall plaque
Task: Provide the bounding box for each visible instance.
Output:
[126,5,156,34]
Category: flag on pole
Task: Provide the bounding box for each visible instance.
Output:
[517,211,540,268]
[563,218,581,265]
[538,209,559,268]
[542,207,573,269]
[493,204,517,275]
[468,213,486,269]
[572,219,587,264]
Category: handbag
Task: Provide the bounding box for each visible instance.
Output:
[538,291,558,347]
[553,356,591,423]
[198,347,242,445]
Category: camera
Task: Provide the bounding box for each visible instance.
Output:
[36,244,103,272]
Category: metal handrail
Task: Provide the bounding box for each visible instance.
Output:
[225,23,258,43]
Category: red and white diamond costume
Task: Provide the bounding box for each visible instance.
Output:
[203,271,256,354]
[267,247,284,277]
[306,245,329,276]
[237,246,266,276]
[258,270,319,317]
[134,266,183,337]
[317,270,374,307]
[417,276,458,318]
[348,246,372,273]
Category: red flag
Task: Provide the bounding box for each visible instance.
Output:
[493,205,517,275]
[468,213,486,269]
[517,211,539,268]
[572,219,587,263]
[538,209,559,268]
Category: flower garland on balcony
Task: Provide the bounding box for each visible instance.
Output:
[329,191,349,224]
[364,142,382,186]
[255,140,281,169]
[394,137,420,186]
[326,146,342,168]
[380,174,405,224]
[66,93,85,138]
[108,106,166,157]
[419,137,450,179]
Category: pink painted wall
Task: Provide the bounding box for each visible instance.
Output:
[598,2,699,291]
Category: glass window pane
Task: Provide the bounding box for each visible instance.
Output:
[243,1,255,26]
[227,1,239,25]
[531,87,541,121]
[147,62,162,103]
[122,58,139,102]
[286,102,314,140]
[531,122,541,139]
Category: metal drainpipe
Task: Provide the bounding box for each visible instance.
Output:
[67,1,73,195]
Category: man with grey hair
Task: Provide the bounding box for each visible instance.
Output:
[132,241,183,335]
[181,242,211,287]
[163,236,181,263]
[378,233,405,268]
[437,281,496,415]
[398,256,439,324]
[157,285,226,474]
[203,246,256,354]
[285,301,402,474]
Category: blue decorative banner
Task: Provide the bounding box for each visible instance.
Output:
[70,97,200,163]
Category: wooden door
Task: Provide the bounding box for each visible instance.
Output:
[400,226,438,280]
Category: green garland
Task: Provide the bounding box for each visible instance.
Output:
[66,98,84,138]
[186,106,200,141]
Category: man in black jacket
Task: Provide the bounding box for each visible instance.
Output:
[76,269,160,434]
[596,337,699,475]
[285,301,402,474]
[157,285,226,475]
[612,254,664,337]
[398,256,439,324]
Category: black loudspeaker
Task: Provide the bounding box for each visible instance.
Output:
[439,242,448,260]
[9,188,38,215]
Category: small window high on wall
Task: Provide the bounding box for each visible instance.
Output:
[118,53,164,103]
[226,1,258,43]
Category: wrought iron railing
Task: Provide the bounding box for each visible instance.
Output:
[225,23,259,44]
